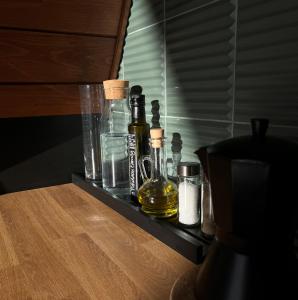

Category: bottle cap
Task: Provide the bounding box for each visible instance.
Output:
[103,80,129,100]
[150,128,164,148]
[130,85,142,98]
[130,94,145,106]
[177,162,200,177]
[151,100,160,128]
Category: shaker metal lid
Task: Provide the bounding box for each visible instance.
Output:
[177,162,200,176]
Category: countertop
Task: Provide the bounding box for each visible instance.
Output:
[0,184,195,299]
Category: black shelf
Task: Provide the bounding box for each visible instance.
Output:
[72,173,211,264]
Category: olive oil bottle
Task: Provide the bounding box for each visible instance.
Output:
[128,86,150,201]
[138,128,178,218]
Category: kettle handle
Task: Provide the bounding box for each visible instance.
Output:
[251,118,269,140]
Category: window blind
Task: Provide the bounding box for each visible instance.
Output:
[235,0,298,126]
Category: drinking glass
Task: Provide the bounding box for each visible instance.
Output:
[79,84,103,182]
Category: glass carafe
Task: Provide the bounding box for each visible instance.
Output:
[138,128,178,218]
[100,80,130,195]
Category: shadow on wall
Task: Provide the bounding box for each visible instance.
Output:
[165,0,235,158]
[123,0,298,161]
[122,0,298,271]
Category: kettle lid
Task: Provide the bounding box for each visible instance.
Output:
[206,119,298,163]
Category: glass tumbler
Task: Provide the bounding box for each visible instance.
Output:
[79,84,103,182]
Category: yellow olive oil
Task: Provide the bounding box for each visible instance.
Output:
[138,178,178,218]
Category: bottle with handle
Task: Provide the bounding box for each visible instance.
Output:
[138,128,178,218]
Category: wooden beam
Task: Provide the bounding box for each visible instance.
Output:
[0,0,123,37]
[0,30,116,83]
[110,0,132,79]
[0,84,82,117]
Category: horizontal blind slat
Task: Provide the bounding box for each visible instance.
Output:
[235,0,298,126]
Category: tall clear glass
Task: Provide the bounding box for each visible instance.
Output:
[100,80,130,195]
[201,172,216,238]
[79,84,103,182]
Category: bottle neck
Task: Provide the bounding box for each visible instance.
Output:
[131,105,146,123]
[102,99,129,133]
[171,152,182,177]
[150,144,167,180]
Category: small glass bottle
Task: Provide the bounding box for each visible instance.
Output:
[138,128,178,218]
[177,162,201,226]
[100,80,130,195]
[201,172,215,238]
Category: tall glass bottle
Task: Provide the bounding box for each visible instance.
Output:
[128,86,150,202]
[138,128,178,218]
[100,80,130,194]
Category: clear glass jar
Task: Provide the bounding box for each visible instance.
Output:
[177,162,201,226]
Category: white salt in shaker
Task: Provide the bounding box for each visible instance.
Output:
[177,162,201,226]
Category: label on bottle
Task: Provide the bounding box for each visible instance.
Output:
[128,134,138,199]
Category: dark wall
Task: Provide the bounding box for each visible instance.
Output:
[0,115,83,194]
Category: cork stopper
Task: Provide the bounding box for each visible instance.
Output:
[103,80,129,100]
[150,128,164,148]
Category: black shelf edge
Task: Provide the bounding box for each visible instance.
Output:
[72,173,210,264]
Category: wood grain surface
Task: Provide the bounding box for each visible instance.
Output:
[0,84,81,117]
[0,184,195,299]
[0,0,131,118]
[0,30,115,83]
[0,0,123,36]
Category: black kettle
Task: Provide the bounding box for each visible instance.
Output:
[195,119,298,300]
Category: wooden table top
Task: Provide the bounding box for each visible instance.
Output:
[0,184,195,299]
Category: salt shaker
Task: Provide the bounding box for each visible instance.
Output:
[177,162,200,226]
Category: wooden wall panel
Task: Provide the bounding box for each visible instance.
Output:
[0,30,116,83]
[0,0,131,117]
[0,0,123,36]
[0,85,81,118]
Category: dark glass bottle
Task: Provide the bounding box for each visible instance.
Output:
[128,86,150,202]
